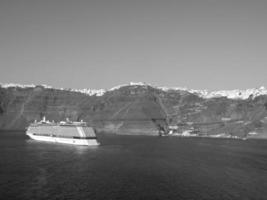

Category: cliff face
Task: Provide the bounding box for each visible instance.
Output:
[1,84,267,138]
[0,85,167,135]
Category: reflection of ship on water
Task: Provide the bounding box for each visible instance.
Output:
[26,117,99,146]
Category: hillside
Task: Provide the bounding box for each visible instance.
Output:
[1,83,267,138]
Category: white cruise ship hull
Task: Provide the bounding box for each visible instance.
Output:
[26,133,99,146]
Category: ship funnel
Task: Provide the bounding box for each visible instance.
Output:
[42,116,46,122]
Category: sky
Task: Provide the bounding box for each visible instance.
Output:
[0,0,267,90]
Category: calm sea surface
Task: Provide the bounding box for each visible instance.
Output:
[1,132,267,200]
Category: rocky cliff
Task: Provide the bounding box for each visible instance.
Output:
[1,83,267,138]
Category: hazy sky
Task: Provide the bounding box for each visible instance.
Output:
[0,0,267,90]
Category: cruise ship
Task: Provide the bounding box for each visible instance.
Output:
[26,117,99,146]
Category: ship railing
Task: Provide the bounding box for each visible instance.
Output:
[29,121,87,126]
[59,122,87,126]
[32,133,96,139]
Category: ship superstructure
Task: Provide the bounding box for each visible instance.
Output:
[26,117,99,146]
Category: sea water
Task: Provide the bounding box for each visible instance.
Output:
[0,132,267,200]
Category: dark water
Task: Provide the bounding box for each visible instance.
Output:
[1,132,267,200]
